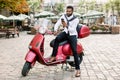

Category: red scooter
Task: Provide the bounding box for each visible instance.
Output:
[21,24,90,76]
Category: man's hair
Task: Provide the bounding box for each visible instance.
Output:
[66,6,74,11]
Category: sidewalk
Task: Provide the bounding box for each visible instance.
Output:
[0,32,120,80]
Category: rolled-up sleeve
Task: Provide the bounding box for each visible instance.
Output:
[54,16,64,32]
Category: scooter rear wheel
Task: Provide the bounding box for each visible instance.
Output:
[68,52,84,67]
[21,61,31,76]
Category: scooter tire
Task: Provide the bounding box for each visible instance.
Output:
[68,52,84,67]
[21,61,31,76]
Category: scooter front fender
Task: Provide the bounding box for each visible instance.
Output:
[25,51,36,63]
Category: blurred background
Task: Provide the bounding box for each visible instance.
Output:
[0,0,120,37]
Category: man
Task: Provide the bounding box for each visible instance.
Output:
[49,6,80,77]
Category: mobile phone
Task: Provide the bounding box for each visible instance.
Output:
[61,18,64,22]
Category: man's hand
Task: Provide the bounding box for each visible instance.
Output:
[62,21,67,28]
[53,31,58,36]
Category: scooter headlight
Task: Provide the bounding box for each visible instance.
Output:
[29,45,32,49]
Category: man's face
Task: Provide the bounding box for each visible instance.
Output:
[66,8,73,17]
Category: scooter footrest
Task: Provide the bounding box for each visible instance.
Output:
[66,59,74,62]
[46,59,65,65]
[66,56,74,62]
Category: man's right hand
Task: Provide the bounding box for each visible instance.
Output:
[62,22,67,28]
[53,31,58,36]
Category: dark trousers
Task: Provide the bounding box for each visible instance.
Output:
[52,32,80,70]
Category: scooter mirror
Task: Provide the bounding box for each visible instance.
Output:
[39,26,47,34]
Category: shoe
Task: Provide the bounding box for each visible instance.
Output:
[75,70,80,77]
[48,57,56,63]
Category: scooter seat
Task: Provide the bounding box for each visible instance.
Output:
[50,39,68,47]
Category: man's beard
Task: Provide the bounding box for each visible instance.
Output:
[67,13,72,17]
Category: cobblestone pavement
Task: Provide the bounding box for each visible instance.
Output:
[0,32,120,80]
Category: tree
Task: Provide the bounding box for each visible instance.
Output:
[104,2,111,13]
[0,0,29,14]
[87,0,96,10]
[15,0,30,13]
[114,0,120,16]
[78,0,97,13]
[78,0,85,13]
[55,3,64,14]
[0,0,18,11]
[27,0,42,13]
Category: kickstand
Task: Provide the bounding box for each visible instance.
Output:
[61,62,69,71]
[69,66,75,72]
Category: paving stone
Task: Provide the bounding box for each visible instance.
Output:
[0,32,120,80]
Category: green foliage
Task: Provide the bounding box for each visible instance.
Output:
[0,0,18,11]
[104,0,120,16]
[88,0,96,10]
[104,2,110,12]
[0,0,29,13]
[99,27,106,31]
[78,0,99,13]
[28,0,41,12]
[55,3,64,13]
[78,0,85,13]
[90,25,99,31]
[114,0,120,16]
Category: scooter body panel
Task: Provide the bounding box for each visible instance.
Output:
[28,33,47,65]
[25,51,36,63]
[62,42,84,56]
[29,33,44,56]
[56,46,66,61]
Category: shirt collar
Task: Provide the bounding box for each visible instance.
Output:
[66,14,74,20]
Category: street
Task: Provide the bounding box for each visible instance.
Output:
[0,32,120,80]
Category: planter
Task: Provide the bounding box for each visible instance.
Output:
[111,25,120,34]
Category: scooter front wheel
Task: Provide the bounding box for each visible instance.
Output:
[21,61,31,76]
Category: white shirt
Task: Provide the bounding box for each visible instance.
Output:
[54,14,79,36]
